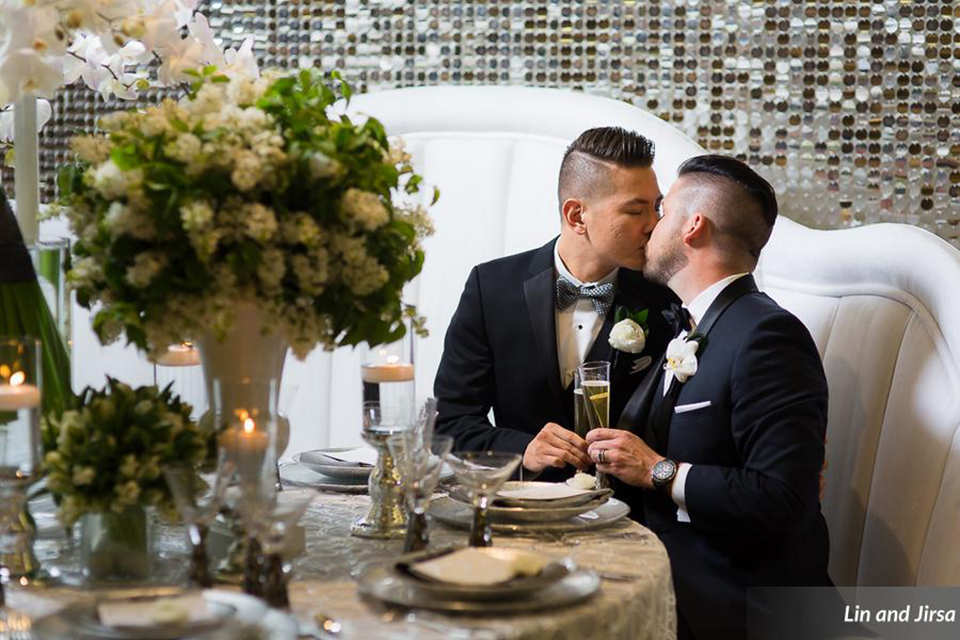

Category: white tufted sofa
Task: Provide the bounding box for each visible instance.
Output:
[61,85,960,588]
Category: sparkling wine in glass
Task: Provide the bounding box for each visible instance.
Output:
[577,360,611,489]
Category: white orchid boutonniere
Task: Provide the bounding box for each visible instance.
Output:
[664,334,702,383]
[609,306,653,373]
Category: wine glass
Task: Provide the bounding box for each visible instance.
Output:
[163,455,236,588]
[444,451,522,547]
[387,433,453,552]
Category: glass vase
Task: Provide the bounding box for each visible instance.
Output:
[80,507,152,581]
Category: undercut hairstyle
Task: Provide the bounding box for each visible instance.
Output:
[675,155,778,262]
[557,127,656,209]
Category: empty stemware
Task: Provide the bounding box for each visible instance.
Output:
[444,451,522,547]
[163,456,236,588]
[246,489,315,608]
[387,433,453,553]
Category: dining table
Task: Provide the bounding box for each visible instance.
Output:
[4,490,677,640]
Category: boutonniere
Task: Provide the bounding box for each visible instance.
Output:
[609,306,652,374]
[664,333,706,383]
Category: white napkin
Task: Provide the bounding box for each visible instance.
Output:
[410,548,548,586]
[498,482,591,500]
[98,594,214,628]
[301,447,378,466]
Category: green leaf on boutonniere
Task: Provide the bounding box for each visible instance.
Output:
[614,305,650,333]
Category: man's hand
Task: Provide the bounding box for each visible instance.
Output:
[586,428,663,489]
[522,423,592,473]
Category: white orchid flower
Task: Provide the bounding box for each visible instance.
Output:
[0,98,50,142]
[664,336,699,383]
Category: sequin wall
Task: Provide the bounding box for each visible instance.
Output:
[6,0,960,243]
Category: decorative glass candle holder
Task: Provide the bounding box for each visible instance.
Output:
[360,327,415,408]
[0,338,43,578]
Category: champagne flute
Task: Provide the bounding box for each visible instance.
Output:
[577,360,611,489]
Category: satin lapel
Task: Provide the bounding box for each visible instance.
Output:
[586,269,646,388]
[524,241,565,407]
[692,274,759,343]
[616,350,667,433]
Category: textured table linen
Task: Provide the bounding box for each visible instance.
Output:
[8,492,676,640]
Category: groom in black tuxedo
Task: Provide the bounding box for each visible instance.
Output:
[586,155,832,639]
[434,127,678,479]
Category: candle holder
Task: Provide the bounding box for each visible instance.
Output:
[153,342,206,423]
[360,324,415,407]
[0,338,44,579]
[351,400,413,539]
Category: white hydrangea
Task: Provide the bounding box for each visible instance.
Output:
[126,252,167,289]
[258,248,286,294]
[166,133,202,164]
[72,466,96,486]
[227,76,260,106]
[67,256,104,289]
[280,212,323,247]
[89,160,130,199]
[242,202,278,241]
[341,188,390,231]
[141,109,172,137]
[231,149,263,191]
[70,135,111,164]
[105,201,156,240]
[331,234,388,296]
[180,199,215,233]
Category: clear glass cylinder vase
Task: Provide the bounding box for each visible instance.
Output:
[80,507,153,581]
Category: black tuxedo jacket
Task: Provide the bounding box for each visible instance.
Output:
[434,238,677,479]
[618,275,832,640]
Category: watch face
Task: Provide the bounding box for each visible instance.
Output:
[653,459,676,484]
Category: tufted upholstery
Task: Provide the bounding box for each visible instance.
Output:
[62,85,960,587]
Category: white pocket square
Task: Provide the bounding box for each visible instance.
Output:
[674,400,712,414]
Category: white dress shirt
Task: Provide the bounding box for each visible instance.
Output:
[554,244,618,389]
[667,272,750,522]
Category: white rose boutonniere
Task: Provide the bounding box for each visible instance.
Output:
[664,335,700,383]
[609,306,653,373]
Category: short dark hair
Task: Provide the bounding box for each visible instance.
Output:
[558,127,655,206]
[675,155,778,261]
[677,155,778,229]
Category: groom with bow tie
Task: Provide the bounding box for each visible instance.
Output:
[587,155,833,639]
[433,127,678,480]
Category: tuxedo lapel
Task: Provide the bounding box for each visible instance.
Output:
[523,239,566,407]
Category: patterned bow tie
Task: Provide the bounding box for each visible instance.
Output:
[555,276,616,315]
[662,302,694,336]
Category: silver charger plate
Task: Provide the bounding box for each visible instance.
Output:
[280,461,455,494]
[359,564,601,614]
[279,461,369,494]
[448,489,612,523]
[429,495,630,533]
[293,448,373,482]
[32,589,298,640]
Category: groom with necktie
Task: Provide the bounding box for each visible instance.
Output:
[586,155,833,639]
[434,127,678,479]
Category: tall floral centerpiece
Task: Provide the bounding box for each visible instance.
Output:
[57,68,435,445]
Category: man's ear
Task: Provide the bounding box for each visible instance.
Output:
[561,198,587,234]
[681,213,708,246]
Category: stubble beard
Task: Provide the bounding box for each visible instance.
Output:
[643,237,688,286]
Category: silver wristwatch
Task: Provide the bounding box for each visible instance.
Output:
[651,458,678,490]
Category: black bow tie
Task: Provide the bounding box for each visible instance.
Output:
[555,276,615,316]
[662,303,693,336]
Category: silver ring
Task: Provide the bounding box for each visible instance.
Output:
[598,449,606,464]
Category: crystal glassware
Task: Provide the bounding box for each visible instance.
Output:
[153,341,206,422]
[444,451,522,547]
[245,489,314,608]
[351,400,414,539]
[388,433,453,553]
[360,324,415,406]
[163,455,236,588]
[576,360,611,489]
[0,338,43,579]
[212,377,279,494]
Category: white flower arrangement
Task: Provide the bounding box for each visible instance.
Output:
[664,336,700,384]
[57,68,435,358]
[42,378,210,526]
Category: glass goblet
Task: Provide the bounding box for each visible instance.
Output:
[163,458,235,588]
[444,451,522,547]
[387,434,453,553]
[246,489,314,609]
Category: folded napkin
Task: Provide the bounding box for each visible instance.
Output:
[410,548,548,586]
[98,594,214,628]
[299,448,377,467]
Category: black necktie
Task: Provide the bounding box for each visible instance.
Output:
[555,276,616,316]
[662,303,693,336]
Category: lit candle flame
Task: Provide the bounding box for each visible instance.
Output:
[243,418,256,433]
[386,355,400,365]
[9,371,25,386]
